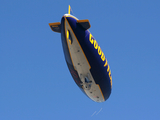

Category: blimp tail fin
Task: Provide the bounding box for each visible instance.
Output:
[77,20,91,30]
[49,22,61,33]
[68,5,74,15]
[68,5,71,14]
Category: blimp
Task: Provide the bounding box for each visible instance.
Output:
[49,5,112,102]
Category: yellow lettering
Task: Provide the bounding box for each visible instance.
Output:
[104,59,108,67]
[89,33,110,68]
[107,65,110,72]
[89,34,94,44]
[98,46,102,55]
[109,71,111,77]
[109,71,112,88]
[94,40,98,49]
[109,72,112,88]
[101,52,105,61]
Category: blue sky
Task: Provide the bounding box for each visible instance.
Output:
[0,0,160,120]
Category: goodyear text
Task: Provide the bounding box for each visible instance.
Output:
[89,34,112,87]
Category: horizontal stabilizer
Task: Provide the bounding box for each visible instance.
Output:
[49,22,61,33]
[77,19,91,30]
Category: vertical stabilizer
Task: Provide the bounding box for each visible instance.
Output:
[68,5,71,14]
[68,5,74,15]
